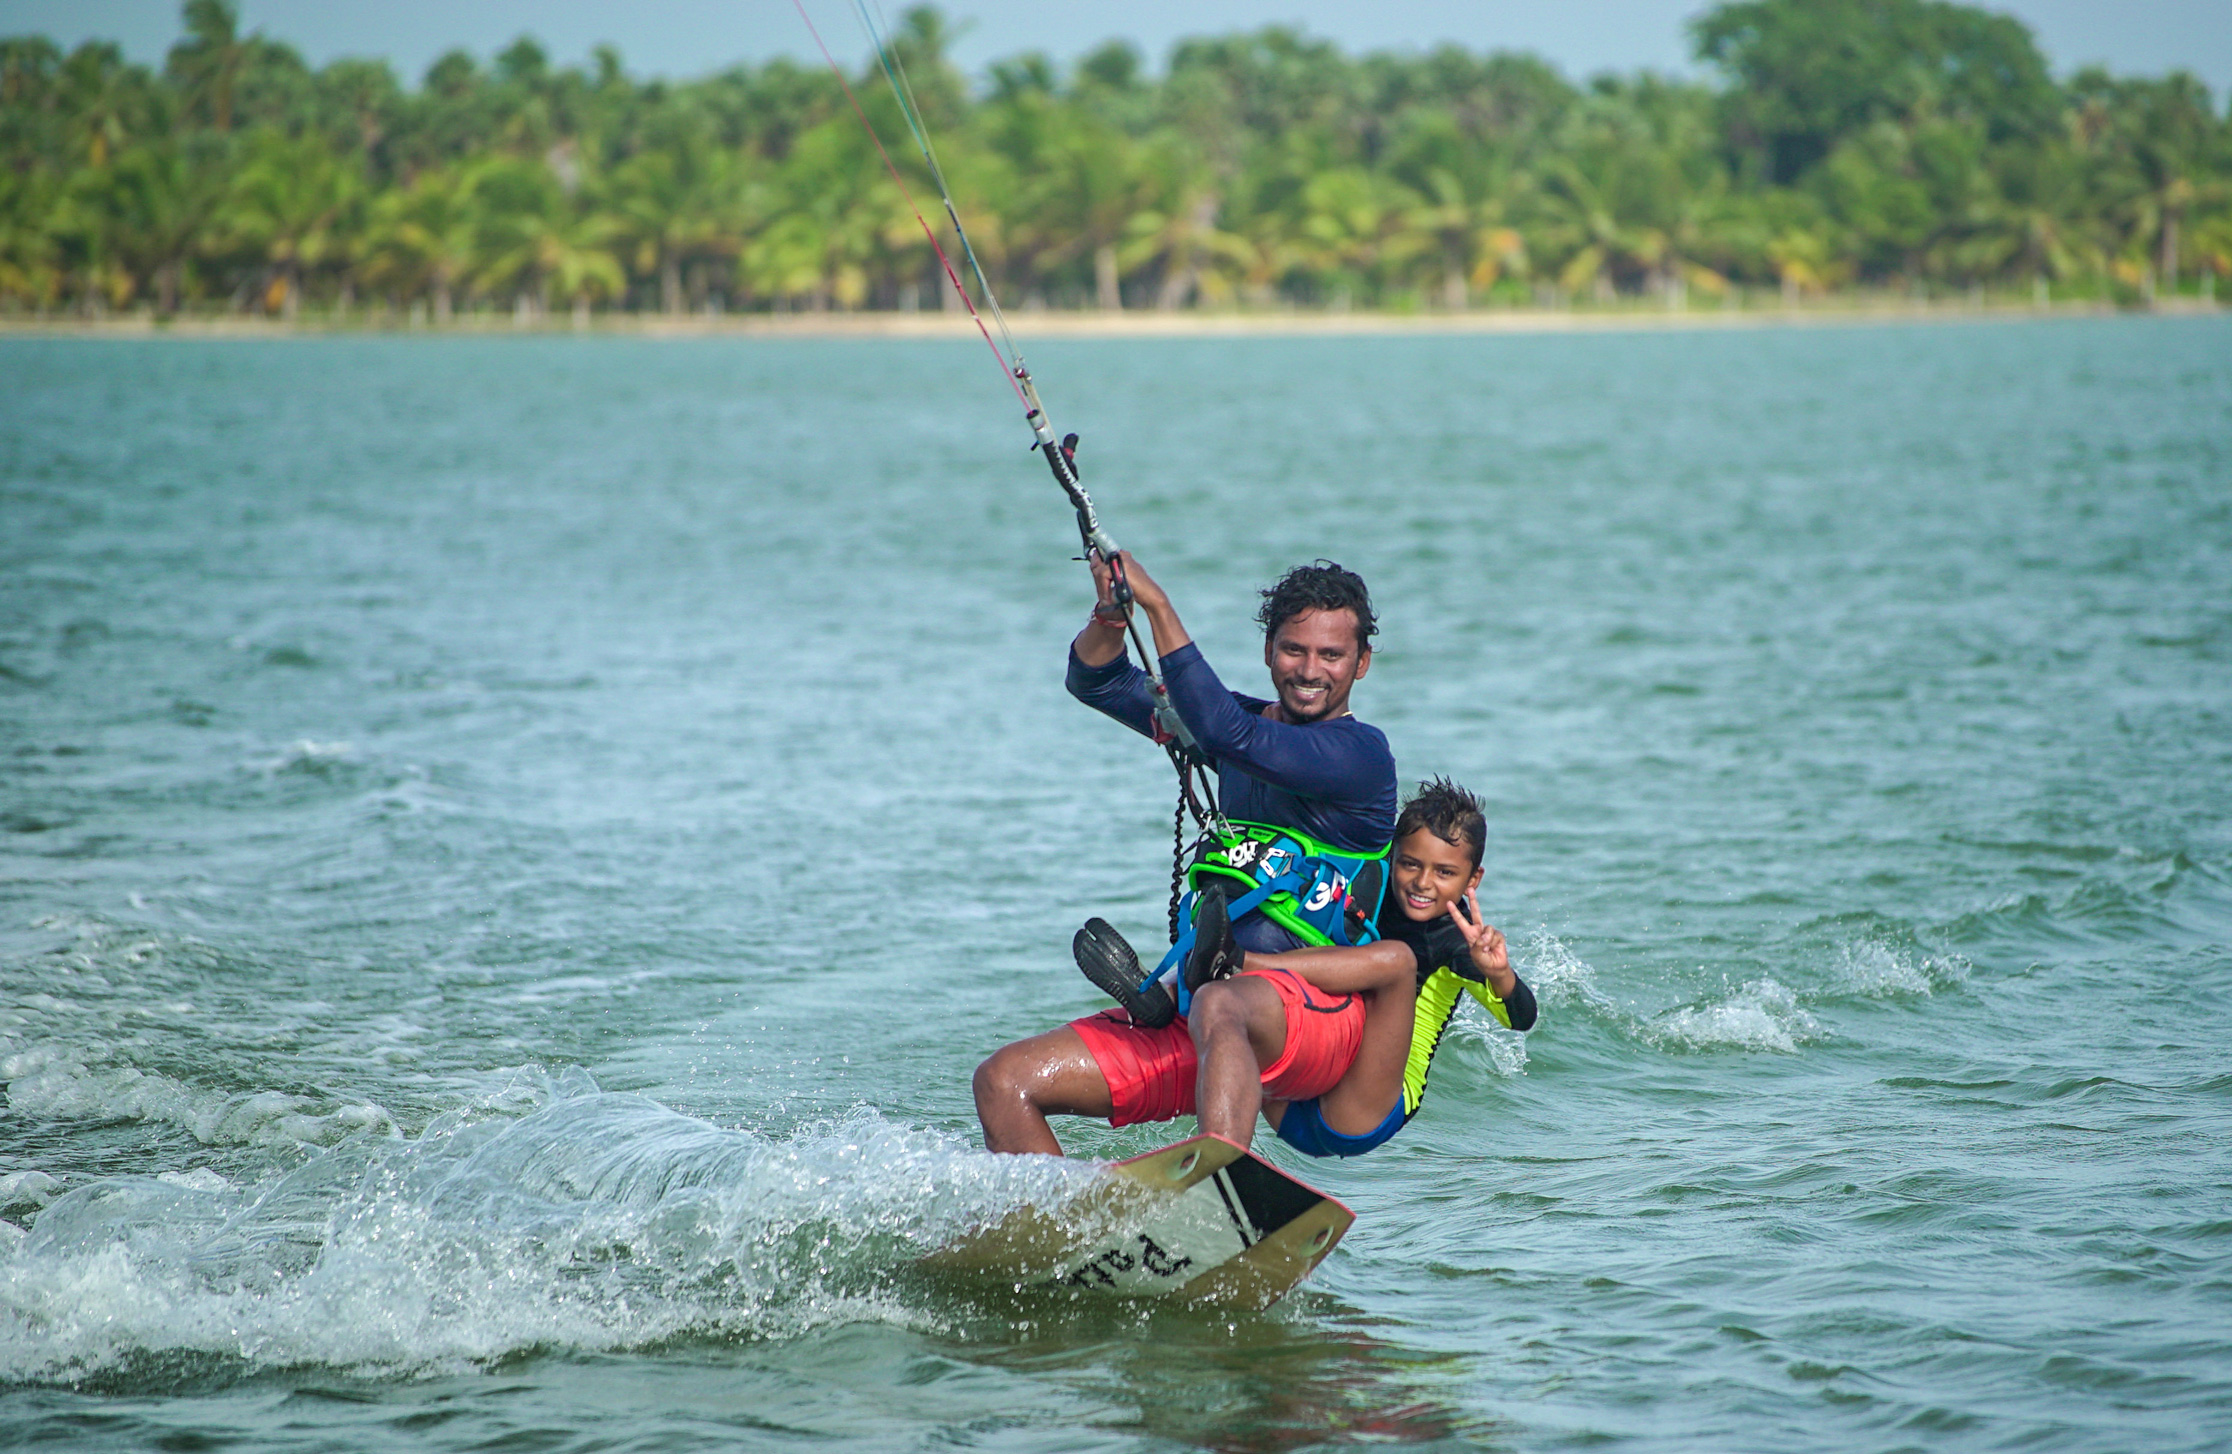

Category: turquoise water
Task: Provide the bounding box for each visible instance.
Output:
[2,318,2228,1451]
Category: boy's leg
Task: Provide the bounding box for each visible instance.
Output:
[978,968,1369,1157]
[1243,940,1416,995]
[973,1027,1113,1155]
[1187,968,1369,1150]
[1246,943,1419,1141]
[1313,976,1419,1136]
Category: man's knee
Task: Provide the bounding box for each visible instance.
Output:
[975,1033,1086,1109]
[974,1041,1029,1107]
[1188,980,1252,1040]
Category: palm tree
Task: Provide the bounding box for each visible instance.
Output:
[1121,190,1256,309]
[739,210,841,308]
[1379,102,1543,307]
[1764,225,1848,300]
[51,164,132,312]
[1119,139,1257,311]
[217,128,359,316]
[0,166,62,308]
[1278,166,1430,306]
[6,4,2231,322]
[468,156,622,319]
[1784,122,1940,284]
[1529,158,1656,301]
[986,91,1146,308]
[2189,214,2231,299]
[167,0,249,132]
[738,115,923,311]
[2076,70,2221,294]
[359,163,480,320]
[1398,167,1535,308]
[97,138,226,312]
[1965,143,2101,298]
[56,42,149,168]
[608,137,739,314]
[0,38,68,175]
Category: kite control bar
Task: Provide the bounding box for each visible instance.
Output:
[1027,402,1204,760]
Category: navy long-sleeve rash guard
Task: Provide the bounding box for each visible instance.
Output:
[1067,641,1398,951]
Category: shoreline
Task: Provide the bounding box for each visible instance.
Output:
[1,296,2218,341]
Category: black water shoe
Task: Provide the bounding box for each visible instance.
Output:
[1074,918,1177,1029]
[1183,887,1245,992]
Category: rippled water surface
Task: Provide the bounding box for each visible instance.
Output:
[3,318,2229,1451]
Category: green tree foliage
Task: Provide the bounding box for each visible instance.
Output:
[1694,0,2059,182]
[0,0,2224,318]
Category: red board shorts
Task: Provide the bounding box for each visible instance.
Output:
[1069,967,1365,1128]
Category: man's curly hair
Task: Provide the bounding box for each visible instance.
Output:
[1255,559,1377,650]
[1394,777,1487,870]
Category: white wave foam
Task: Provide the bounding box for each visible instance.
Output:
[0,1079,1098,1384]
[3,916,408,1153]
[1650,977,1821,1053]
[1834,940,1969,998]
[1516,930,1617,1016]
[261,738,354,775]
[0,1171,62,1212]
[1516,933,1832,1055]
[1448,1016,1530,1076]
[2,1049,399,1148]
[1411,928,1597,1077]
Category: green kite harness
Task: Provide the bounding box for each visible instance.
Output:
[1163,820,1391,1014]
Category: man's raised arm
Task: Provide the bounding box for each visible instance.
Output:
[1064,553,1159,738]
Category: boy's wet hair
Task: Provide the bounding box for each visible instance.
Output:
[1256,560,1377,650]
[1394,777,1487,870]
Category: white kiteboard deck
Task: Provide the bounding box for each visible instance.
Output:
[928,1133,1353,1308]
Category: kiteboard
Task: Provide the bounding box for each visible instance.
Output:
[928,1132,1352,1308]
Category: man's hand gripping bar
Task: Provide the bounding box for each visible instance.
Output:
[1031,409,1201,758]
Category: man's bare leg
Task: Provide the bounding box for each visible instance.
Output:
[973,1027,1114,1155]
[1185,975,1291,1149]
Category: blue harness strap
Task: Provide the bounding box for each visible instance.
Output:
[1151,905,1197,1015]
[1138,826,1388,1018]
[1154,869,1310,1016]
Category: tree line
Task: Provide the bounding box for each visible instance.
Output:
[2,0,2227,321]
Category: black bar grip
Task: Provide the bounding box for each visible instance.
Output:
[1041,429,1081,490]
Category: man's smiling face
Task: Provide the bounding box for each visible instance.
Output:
[1263,607,1370,724]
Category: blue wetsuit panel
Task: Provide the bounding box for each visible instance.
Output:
[1275,1097,1406,1158]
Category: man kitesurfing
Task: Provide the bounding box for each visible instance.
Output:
[972,554,1538,1160]
[973,552,1399,1154]
[794,0,1536,1180]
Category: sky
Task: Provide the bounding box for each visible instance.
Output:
[8,0,2228,99]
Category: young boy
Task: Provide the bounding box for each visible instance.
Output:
[1075,778,1535,1157]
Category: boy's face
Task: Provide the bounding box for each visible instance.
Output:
[1387,827,1483,921]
